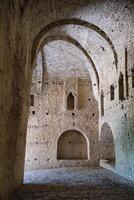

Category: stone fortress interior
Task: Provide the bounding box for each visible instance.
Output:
[0,0,134,199]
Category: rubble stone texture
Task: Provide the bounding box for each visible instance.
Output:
[0,0,134,200]
[14,168,134,200]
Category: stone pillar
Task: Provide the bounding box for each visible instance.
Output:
[0,3,32,199]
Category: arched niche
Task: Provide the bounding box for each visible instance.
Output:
[32,19,118,72]
[100,123,115,162]
[57,130,88,160]
[67,92,75,110]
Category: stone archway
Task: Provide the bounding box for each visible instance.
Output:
[100,123,115,164]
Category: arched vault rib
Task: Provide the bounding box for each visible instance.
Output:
[31,18,118,72]
[39,35,99,91]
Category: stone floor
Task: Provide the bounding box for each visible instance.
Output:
[14,167,134,200]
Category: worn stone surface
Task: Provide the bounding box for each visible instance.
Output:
[14,168,134,200]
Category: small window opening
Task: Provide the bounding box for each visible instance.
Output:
[110,85,115,100]
[132,76,134,88]
[30,94,34,106]
[101,90,104,116]
[67,92,75,110]
[119,72,124,101]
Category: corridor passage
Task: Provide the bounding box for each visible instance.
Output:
[14,168,134,200]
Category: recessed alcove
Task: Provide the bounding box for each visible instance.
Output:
[100,122,115,168]
[57,130,88,160]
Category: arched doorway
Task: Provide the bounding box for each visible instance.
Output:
[57,130,88,160]
[100,122,115,167]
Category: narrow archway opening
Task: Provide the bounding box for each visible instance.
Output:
[100,123,115,169]
[67,92,75,110]
[57,130,88,160]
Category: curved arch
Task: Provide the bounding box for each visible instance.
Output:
[37,35,99,90]
[31,18,118,71]
[100,122,115,161]
[57,129,89,160]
